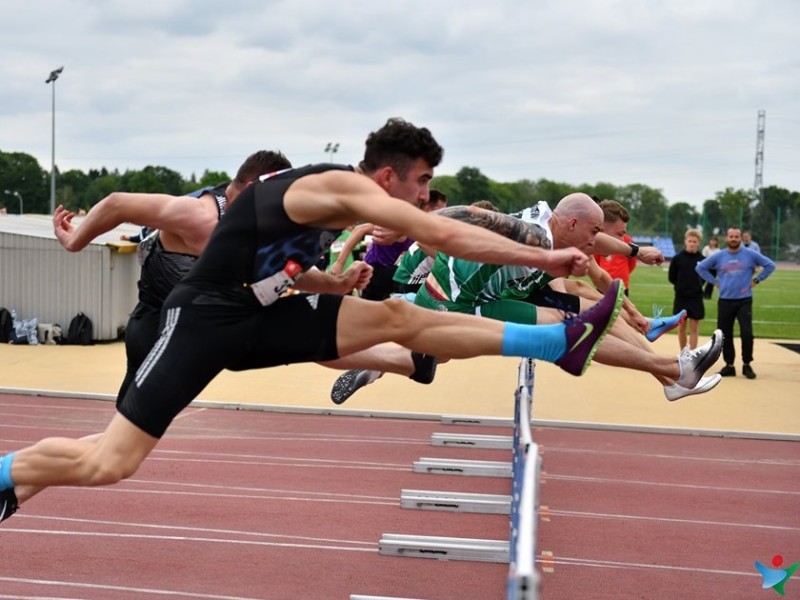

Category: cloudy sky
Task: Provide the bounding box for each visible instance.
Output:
[1,0,797,208]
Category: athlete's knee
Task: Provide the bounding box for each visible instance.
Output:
[81,449,143,486]
[382,296,417,324]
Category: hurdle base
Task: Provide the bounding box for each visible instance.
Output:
[401,489,511,514]
[379,533,509,563]
[413,457,511,477]
[431,432,513,449]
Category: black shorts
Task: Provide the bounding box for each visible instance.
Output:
[117,286,343,438]
[117,302,162,404]
[524,287,581,314]
[361,264,398,301]
[673,294,705,320]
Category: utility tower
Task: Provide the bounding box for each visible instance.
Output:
[754,109,766,197]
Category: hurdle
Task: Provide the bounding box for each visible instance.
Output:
[507,358,541,599]
[373,358,542,599]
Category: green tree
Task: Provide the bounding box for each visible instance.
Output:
[0,151,48,213]
[700,199,724,238]
[714,187,752,230]
[667,202,700,246]
[504,179,539,213]
[752,185,800,258]
[617,184,668,235]
[120,165,184,195]
[430,175,462,205]
[58,169,92,212]
[84,172,123,207]
[455,166,492,205]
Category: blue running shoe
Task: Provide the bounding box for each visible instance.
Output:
[646,307,687,342]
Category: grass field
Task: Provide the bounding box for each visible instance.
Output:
[622,263,800,341]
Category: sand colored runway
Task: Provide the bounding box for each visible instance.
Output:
[1,334,798,437]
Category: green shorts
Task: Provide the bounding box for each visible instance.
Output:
[414,287,538,324]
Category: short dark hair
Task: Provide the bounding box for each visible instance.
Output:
[235,150,292,183]
[470,199,499,212]
[598,199,630,224]
[359,117,443,178]
[429,189,447,204]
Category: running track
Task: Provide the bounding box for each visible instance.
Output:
[0,393,798,599]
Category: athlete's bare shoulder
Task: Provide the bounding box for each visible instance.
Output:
[286,169,388,228]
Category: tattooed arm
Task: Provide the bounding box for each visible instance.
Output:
[433,206,552,249]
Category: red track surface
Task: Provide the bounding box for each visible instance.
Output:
[1,393,798,599]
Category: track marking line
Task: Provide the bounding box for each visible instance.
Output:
[0,576,272,599]
[547,508,800,531]
[546,473,800,495]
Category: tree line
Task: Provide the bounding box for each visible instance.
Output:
[1,150,798,260]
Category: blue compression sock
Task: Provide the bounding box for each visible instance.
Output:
[501,322,567,363]
[0,452,16,490]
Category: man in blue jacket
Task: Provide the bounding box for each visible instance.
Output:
[697,227,776,379]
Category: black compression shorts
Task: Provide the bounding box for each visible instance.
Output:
[117,287,344,438]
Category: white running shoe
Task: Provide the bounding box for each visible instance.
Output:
[675,330,724,389]
[663,373,722,402]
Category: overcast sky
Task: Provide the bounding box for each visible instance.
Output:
[1,0,797,208]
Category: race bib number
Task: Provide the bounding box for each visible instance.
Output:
[250,260,303,306]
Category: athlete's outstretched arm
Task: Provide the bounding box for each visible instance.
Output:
[433,205,552,249]
[285,171,589,279]
[52,192,218,254]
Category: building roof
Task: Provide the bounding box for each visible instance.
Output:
[0,213,140,246]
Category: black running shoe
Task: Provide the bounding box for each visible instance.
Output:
[0,488,19,523]
[409,352,438,384]
[331,370,377,405]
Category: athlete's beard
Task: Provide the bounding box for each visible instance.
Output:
[728,240,741,250]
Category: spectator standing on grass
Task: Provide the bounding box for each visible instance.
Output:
[696,227,776,379]
[701,235,721,299]
[742,231,761,254]
[668,229,705,350]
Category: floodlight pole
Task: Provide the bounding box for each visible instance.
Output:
[324,142,339,162]
[45,66,64,214]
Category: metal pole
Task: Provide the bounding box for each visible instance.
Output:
[50,79,56,214]
[45,66,64,215]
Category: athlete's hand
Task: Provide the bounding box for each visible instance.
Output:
[543,248,590,278]
[339,261,373,292]
[53,205,81,251]
[626,306,649,334]
[637,247,664,265]
[371,226,406,246]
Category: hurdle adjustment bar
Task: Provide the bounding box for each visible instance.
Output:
[431,432,513,449]
[401,489,511,514]
[441,415,513,428]
[413,457,511,477]
[379,533,509,563]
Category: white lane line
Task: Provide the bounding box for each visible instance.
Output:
[546,473,800,495]
[14,514,376,546]
[548,508,800,531]
[0,528,377,553]
[544,446,800,466]
[543,556,760,578]
[0,576,271,599]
